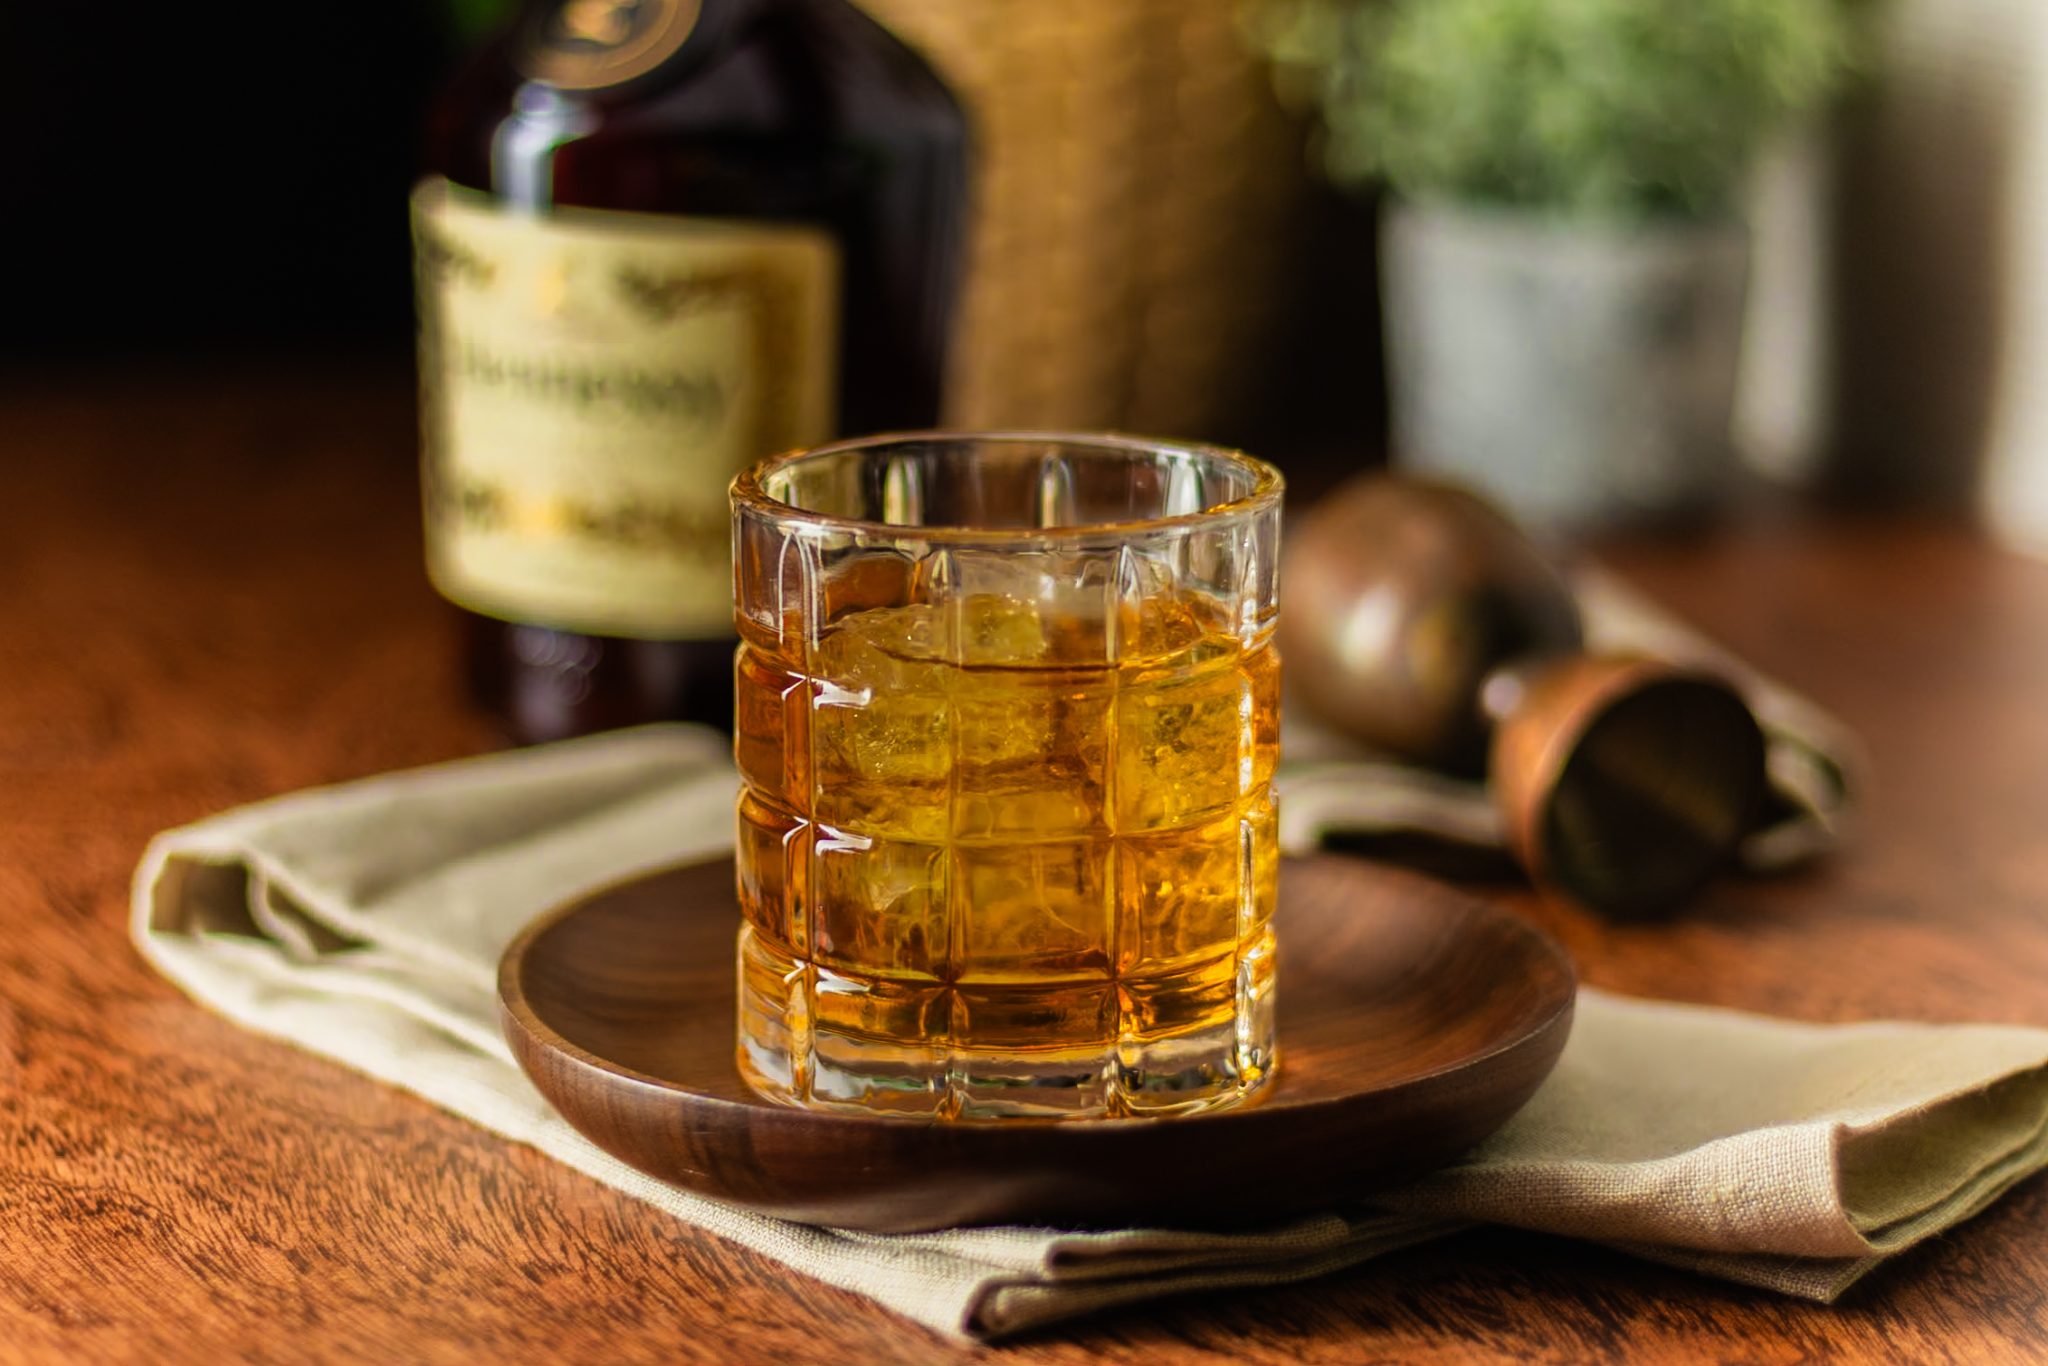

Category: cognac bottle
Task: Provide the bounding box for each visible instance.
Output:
[414,0,966,741]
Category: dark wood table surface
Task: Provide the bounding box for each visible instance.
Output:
[4,369,2046,1364]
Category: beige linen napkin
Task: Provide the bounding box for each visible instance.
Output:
[134,727,2048,1341]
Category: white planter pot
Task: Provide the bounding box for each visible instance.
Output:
[1381,201,1751,531]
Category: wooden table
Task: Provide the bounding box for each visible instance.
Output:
[4,369,2045,1364]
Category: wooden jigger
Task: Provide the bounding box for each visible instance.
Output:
[1482,654,1765,917]
[1281,475,1767,917]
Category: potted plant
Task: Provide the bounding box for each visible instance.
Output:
[1247,0,1860,528]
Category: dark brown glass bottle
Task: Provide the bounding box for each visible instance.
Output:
[415,0,966,742]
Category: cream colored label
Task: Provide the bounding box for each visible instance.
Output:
[413,177,839,638]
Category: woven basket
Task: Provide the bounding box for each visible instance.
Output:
[859,1,1308,438]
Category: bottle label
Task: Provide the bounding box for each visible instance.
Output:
[412,177,839,639]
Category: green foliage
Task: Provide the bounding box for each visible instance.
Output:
[1246,0,1862,218]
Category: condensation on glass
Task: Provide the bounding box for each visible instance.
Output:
[729,433,1283,1120]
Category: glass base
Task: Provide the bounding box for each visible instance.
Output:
[736,928,1276,1120]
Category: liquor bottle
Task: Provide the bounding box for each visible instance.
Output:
[413,0,967,742]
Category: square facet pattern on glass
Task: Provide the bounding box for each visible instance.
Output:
[730,434,1282,1120]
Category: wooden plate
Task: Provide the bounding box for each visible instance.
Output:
[498,855,1575,1233]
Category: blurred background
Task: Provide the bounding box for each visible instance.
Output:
[0,1,1373,492]
[7,0,2048,545]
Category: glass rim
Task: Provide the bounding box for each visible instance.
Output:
[729,429,1284,545]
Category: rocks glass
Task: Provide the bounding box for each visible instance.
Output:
[729,434,1282,1119]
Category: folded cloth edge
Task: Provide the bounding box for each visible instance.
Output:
[123,725,2048,1343]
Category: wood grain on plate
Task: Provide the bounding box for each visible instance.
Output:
[499,855,1575,1232]
[2,369,2046,1362]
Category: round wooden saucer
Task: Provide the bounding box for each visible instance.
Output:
[498,855,1575,1234]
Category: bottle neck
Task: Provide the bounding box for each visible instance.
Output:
[493,0,757,206]
[511,0,751,96]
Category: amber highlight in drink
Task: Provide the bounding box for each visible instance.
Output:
[730,434,1282,1120]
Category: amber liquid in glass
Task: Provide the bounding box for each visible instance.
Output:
[422,0,966,742]
[734,590,1280,1120]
